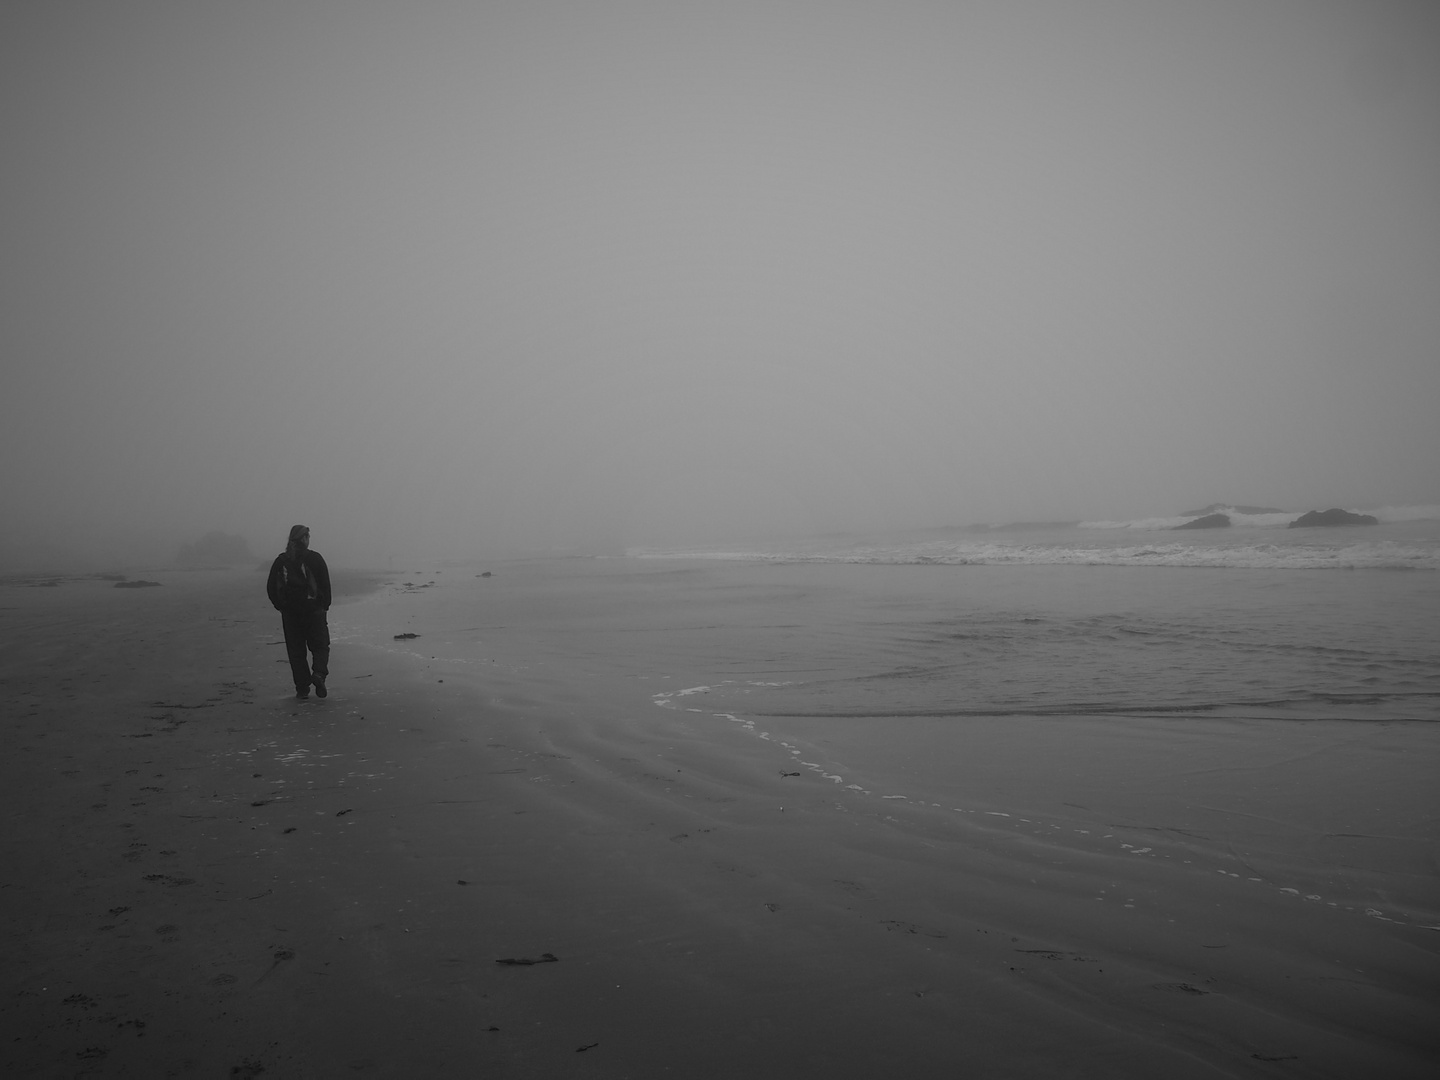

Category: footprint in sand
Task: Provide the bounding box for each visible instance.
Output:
[880,919,947,938]
[834,879,877,901]
[142,873,196,887]
[670,829,712,843]
[712,861,758,877]
[1015,949,1098,962]
[1152,982,1213,995]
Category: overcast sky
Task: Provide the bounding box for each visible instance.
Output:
[3,0,1437,566]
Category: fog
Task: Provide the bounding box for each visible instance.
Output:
[3,0,1438,569]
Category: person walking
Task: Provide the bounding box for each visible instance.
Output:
[266,524,332,699]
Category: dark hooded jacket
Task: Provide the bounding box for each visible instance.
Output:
[267,548,332,613]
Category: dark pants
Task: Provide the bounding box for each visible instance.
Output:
[281,609,330,692]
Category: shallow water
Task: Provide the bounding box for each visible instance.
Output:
[689,561,1440,723]
[348,557,1438,720]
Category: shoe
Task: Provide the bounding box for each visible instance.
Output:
[295,687,310,700]
[313,675,327,698]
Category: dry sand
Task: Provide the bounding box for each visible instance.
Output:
[2,566,1436,1078]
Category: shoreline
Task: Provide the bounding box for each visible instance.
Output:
[2,565,1436,1077]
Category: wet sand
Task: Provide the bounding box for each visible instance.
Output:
[1,564,1436,1078]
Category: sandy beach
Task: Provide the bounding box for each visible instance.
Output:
[2,562,1436,1079]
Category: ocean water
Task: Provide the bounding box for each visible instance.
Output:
[620,512,1440,723]
[651,562,1438,725]
[349,513,1440,726]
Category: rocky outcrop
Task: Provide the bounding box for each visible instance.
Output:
[1287,508,1379,528]
[1174,513,1231,530]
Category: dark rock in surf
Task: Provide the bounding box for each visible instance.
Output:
[114,580,163,588]
[1287,508,1379,528]
[1174,513,1231,530]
